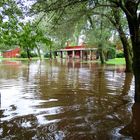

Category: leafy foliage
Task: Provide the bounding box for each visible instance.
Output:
[17,21,52,58]
[0,0,22,51]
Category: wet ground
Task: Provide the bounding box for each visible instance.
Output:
[0,59,139,140]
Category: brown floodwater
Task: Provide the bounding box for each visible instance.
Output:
[0,59,139,140]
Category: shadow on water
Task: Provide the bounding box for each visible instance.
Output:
[0,59,136,140]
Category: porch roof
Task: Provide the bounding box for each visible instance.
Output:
[60,48,97,51]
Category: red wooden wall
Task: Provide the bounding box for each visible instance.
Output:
[3,48,20,58]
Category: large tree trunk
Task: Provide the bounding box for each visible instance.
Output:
[124,1,140,102]
[112,8,133,72]
[118,29,133,72]
[132,33,140,102]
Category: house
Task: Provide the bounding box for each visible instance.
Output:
[64,46,86,58]
[59,45,97,60]
[2,48,20,58]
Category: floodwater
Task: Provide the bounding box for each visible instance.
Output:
[0,59,139,140]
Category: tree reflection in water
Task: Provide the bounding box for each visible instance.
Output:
[120,103,140,140]
[117,73,140,139]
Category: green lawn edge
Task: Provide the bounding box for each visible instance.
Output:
[106,58,125,65]
[0,57,48,61]
[0,57,126,65]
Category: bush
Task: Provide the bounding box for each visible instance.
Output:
[30,52,38,57]
[116,50,124,58]
[20,51,38,58]
[44,52,51,58]
[107,48,116,59]
[20,51,27,58]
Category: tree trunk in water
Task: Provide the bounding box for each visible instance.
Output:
[132,32,140,102]
[99,49,105,64]
[36,46,42,60]
[112,8,133,72]
[50,45,52,59]
[26,47,31,60]
[119,30,133,72]
[124,1,140,102]
[121,73,133,96]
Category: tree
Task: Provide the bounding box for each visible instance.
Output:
[92,5,133,71]
[109,7,133,72]
[85,16,113,63]
[31,0,131,65]
[18,22,34,59]
[31,0,140,102]
[18,21,52,60]
[112,0,140,102]
[77,1,133,71]
[0,0,22,51]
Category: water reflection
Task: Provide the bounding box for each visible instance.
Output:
[120,103,140,140]
[0,60,135,139]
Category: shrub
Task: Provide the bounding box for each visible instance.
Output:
[44,52,51,58]
[20,51,38,58]
[20,51,27,58]
[116,50,124,58]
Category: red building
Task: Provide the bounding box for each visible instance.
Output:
[65,46,86,58]
[60,45,97,59]
[2,48,20,58]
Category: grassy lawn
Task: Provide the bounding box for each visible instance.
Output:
[0,57,126,65]
[106,58,125,65]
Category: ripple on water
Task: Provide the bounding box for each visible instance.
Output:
[0,60,135,139]
[109,126,133,140]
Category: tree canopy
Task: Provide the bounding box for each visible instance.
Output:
[31,0,140,102]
